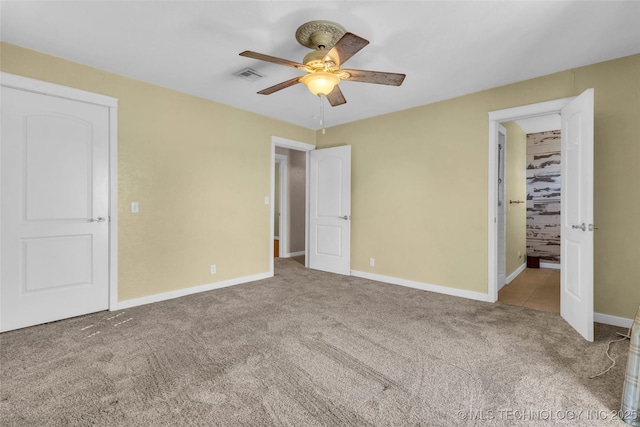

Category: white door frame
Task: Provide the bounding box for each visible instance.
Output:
[274,153,288,257]
[0,72,119,310]
[487,96,575,302]
[269,136,315,275]
[497,124,507,291]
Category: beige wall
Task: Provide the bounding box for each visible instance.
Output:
[503,121,527,276]
[0,42,315,301]
[317,54,640,319]
[2,41,638,319]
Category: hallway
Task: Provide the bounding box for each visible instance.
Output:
[498,268,560,313]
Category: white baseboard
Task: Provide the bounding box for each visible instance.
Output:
[284,251,305,258]
[594,312,633,329]
[540,262,560,270]
[351,270,493,303]
[113,272,272,310]
[506,262,527,284]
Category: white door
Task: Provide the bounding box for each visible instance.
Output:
[308,145,351,275]
[560,88,594,342]
[1,87,110,332]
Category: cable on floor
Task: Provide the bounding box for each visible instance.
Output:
[589,326,632,379]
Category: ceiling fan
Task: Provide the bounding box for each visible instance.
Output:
[239,20,406,106]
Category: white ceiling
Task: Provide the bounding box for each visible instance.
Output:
[2,1,639,130]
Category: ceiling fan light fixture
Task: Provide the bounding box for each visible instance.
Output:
[300,71,340,96]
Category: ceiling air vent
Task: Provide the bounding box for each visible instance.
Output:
[234,67,264,82]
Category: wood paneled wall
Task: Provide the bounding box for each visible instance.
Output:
[526,130,561,264]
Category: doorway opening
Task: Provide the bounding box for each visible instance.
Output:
[488,89,595,341]
[488,97,573,301]
[497,117,562,314]
[269,136,315,275]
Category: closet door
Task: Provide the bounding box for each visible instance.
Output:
[1,86,111,332]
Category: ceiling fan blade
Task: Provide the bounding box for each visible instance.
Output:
[342,69,406,86]
[326,32,369,67]
[326,85,347,107]
[257,76,302,95]
[239,51,305,69]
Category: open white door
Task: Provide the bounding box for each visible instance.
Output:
[308,145,351,275]
[1,86,111,332]
[560,88,594,341]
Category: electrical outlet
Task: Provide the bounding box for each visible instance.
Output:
[210,264,216,275]
[517,250,521,259]
[369,258,375,267]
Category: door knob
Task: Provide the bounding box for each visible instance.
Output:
[88,217,106,223]
[571,223,586,231]
[338,215,351,220]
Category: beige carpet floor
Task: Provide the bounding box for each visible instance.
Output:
[0,258,631,426]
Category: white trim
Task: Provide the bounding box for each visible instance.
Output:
[271,136,315,152]
[351,270,494,303]
[113,272,271,310]
[270,136,315,275]
[594,312,633,329]
[0,72,117,108]
[286,250,305,257]
[275,154,288,258]
[1,72,119,315]
[506,262,527,284]
[488,98,575,122]
[540,262,561,270]
[305,151,310,269]
[108,102,119,311]
[487,96,575,302]
[497,124,507,290]
[488,119,498,301]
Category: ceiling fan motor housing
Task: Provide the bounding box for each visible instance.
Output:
[303,49,337,70]
[295,20,346,50]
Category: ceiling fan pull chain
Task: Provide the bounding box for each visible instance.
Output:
[320,94,326,134]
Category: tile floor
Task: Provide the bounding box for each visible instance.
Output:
[498,267,560,314]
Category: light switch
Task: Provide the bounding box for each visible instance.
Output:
[131,201,139,213]
[264,196,269,205]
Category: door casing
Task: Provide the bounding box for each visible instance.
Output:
[497,124,507,290]
[275,153,287,257]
